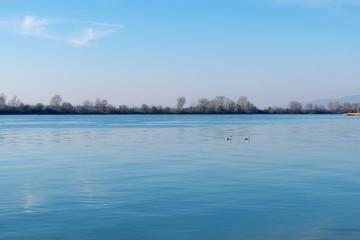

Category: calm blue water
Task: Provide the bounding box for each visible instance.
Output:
[1,114,360,239]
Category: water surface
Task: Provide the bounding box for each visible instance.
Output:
[1,115,360,239]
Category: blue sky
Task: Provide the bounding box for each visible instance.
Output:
[0,0,359,108]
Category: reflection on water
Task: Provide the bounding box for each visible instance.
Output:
[1,115,360,239]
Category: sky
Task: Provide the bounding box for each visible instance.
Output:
[0,0,359,108]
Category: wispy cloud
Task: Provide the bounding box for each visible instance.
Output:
[0,15,122,46]
[67,28,117,47]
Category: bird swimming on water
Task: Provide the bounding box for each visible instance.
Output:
[224,136,232,141]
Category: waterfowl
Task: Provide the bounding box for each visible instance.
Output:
[224,136,232,141]
[243,135,250,141]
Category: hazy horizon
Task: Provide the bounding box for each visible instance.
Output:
[1,0,359,108]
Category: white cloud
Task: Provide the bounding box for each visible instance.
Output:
[0,15,122,46]
[66,28,117,47]
[20,16,51,35]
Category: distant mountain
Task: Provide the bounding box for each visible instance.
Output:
[303,94,360,106]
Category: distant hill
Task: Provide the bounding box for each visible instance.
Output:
[303,94,360,106]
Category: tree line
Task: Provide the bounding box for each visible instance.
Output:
[266,100,360,114]
[0,93,359,114]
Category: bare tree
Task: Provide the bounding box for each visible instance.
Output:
[236,96,248,112]
[305,103,314,113]
[119,105,129,113]
[288,101,302,113]
[314,104,326,113]
[83,100,94,108]
[50,94,63,107]
[176,97,186,112]
[197,98,209,113]
[342,102,353,113]
[352,103,360,113]
[327,101,341,113]
[8,95,22,107]
[267,106,284,114]
[34,103,44,112]
[236,96,257,113]
[95,98,108,112]
[150,105,159,114]
[62,102,73,112]
[228,100,236,113]
[140,104,150,113]
[210,96,234,113]
[0,93,7,108]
